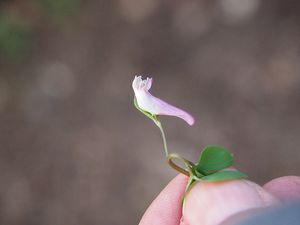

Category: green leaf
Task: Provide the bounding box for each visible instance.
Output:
[196,146,233,175]
[201,170,247,182]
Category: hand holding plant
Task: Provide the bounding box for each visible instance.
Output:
[133,76,300,225]
[132,75,247,197]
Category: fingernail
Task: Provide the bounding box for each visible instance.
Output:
[181,179,278,225]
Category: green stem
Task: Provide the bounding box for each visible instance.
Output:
[154,117,196,177]
[155,120,169,157]
[134,97,197,177]
[155,119,196,177]
[167,153,195,176]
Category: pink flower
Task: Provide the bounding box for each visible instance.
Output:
[132,76,194,125]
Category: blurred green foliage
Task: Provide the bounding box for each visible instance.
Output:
[0,12,31,59]
[40,0,80,19]
[0,0,80,60]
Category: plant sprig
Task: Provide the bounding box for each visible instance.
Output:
[133,80,247,199]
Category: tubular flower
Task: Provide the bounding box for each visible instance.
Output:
[132,75,194,125]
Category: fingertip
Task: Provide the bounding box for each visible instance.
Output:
[139,174,188,225]
[182,179,277,225]
[263,176,300,202]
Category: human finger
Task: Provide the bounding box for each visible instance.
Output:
[181,179,277,225]
[139,174,188,225]
[263,176,300,201]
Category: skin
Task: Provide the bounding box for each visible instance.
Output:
[139,175,300,225]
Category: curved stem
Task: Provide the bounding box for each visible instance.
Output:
[155,119,195,177]
[134,97,197,177]
[167,153,195,176]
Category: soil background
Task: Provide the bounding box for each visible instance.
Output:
[0,1,300,224]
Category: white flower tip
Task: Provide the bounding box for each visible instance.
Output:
[132,75,152,92]
[132,75,141,90]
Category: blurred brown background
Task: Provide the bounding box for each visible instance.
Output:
[0,0,300,224]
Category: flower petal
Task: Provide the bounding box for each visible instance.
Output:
[132,75,142,90]
[132,76,194,125]
[145,77,152,91]
[150,95,194,125]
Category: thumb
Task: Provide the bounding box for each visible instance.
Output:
[181,179,278,225]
